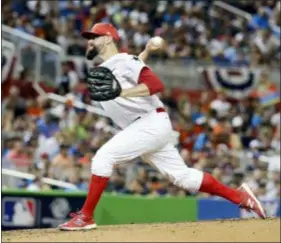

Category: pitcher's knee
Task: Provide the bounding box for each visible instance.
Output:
[91,150,115,177]
[170,168,203,192]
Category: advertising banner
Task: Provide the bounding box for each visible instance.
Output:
[2,190,197,230]
[198,198,240,220]
[2,190,279,230]
[2,197,38,228]
[2,191,86,230]
[198,198,280,220]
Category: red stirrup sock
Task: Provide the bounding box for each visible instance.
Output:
[199,172,241,204]
[80,175,109,217]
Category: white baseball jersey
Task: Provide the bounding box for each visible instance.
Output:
[90,53,204,195]
[98,53,164,129]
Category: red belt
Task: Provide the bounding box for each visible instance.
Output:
[156,107,166,113]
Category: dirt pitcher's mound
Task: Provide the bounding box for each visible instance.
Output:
[2,218,280,242]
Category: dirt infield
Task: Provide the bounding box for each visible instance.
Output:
[2,218,280,242]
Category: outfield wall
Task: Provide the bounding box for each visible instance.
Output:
[2,190,280,230]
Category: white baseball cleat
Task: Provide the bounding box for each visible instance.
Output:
[238,183,266,219]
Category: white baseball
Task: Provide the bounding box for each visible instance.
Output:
[150,36,164,47]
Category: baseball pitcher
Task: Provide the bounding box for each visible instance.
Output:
[59,23,265,231]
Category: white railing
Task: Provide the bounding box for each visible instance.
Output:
[2,25,63,52]
[2,169,78,190]
[32,81,109,117]
[213,1,252,20]
[2,40,16,82]
[2,24,64,83]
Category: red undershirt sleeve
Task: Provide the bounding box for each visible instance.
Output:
[137,67,164,95]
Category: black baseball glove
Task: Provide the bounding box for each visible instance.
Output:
[87,66,122,101]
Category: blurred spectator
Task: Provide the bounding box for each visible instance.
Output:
[212,117,232,143]
[36,112,60,138]
[2,55,7,68]
[3,139,32,171]
[37,153,52,177]
[2,86,26,118]
[193,124,211,152]
[250,69,279,106]
[56,61,79,95]
[67,33,86,56]
[210,91,232,118]
[253,29,280,64]
[50,144,75,181]
[27,1,50,17]
[249,7,270,30]
[26,97,45,119]
[26,177,43,191]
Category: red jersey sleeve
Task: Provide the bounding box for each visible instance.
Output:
[138,67,164,95]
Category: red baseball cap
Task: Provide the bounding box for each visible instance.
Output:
[81,23,120,41]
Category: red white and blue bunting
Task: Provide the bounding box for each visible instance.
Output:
[203,67,260,99]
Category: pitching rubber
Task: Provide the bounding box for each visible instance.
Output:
[59,223,98,231]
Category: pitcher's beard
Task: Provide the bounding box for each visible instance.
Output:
[86,47,99,60]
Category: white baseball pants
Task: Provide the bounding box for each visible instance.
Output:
[91,110,204,191]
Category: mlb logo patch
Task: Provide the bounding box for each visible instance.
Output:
[2,197,36,227]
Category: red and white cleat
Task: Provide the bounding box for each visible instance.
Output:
[238,183,266,219]
[58,212,97,231]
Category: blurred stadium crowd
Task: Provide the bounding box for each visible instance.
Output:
[1,0,280,201]
[2,0,280,66]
